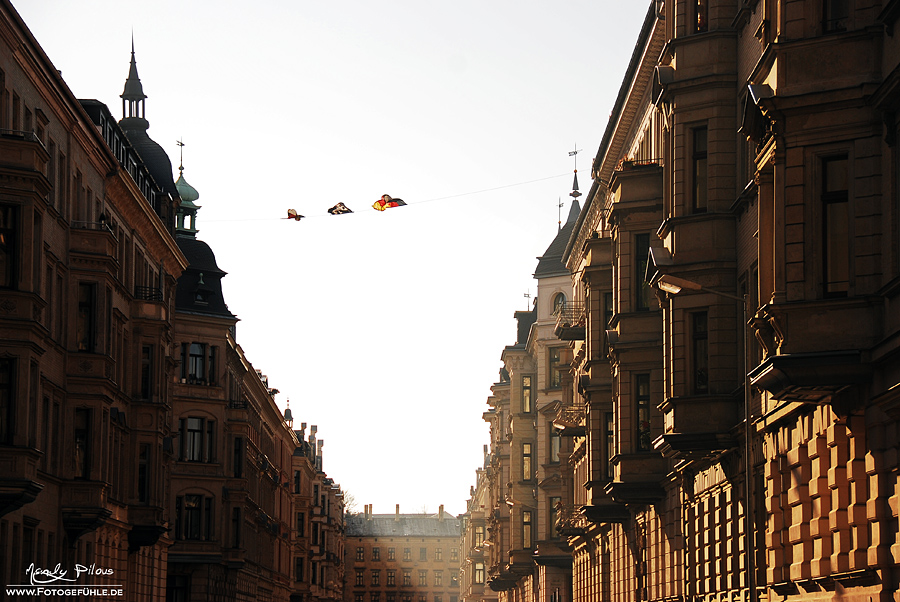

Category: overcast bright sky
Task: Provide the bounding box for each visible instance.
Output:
[16,0,650,516]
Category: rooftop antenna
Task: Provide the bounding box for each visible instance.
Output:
[524,290,531,310]
[569,145,582,201]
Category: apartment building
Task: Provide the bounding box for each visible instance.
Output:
[557,1,900,602]
[345,506,461,602]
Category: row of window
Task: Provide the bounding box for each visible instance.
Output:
[355,546,459,563]
[354,569,458,587]
[353,595,458,602]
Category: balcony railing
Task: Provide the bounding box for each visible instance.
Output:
[553,302,585,340]
[135,286,163,302]
[552,402,585,437]
[555,504,588,536]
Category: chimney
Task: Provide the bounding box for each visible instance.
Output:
[439,505,444,521]
[365,504,370,520]
[395,504,400,522]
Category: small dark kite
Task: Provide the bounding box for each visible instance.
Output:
[327,202,353,215]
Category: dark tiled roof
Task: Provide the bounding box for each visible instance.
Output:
[175,237,234,318]
[534,201,580,279]
[120,121,178,196]
[345,514,461,538]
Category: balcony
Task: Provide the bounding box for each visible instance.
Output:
[127,505,167,552]
[61,480,112,542]
[604,453,667,505]
[581,483,630,524]
[554,302,585,340]
[555,504,588,536]
[552,402,585,437]
[0,447,43,517]
[654,394,739,459]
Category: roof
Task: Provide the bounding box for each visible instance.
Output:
[175,237,235,319]
[344,513,462,538]
[534,200,580,279]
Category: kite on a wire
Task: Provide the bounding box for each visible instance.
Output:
[285,209,304,221]
[372,194,407,211]
[327,202,353,215]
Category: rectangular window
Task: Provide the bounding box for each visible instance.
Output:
[694,0,708,32]
[138,444,150,503]
[605,412,615,479]
[140,345,153,400]
[549,497,561,540]
[232,507,241,548]
[234,438,244,478]
[388,547,395,561]
[181,494,202,540]
[387,570,396,586]
[434,571,443,586]
[418,570,427,587]
[523,510,533,549]
[403,570,412,586]
[636,374,651,451]
[548,347,562,388]
[550,424,561,463]
[522,442,533,481]
[372,546,380,560]
[189,343,205,383]
[181,417,215,462]
[403,548,411,561]
[692,312,709,393]
[371,570,380,586]
[635,233,651,310]
[357,546,365,561]
[522,375,533,413]
[823,156,850,296]
[474,525,485,547]
[435,547,442,561]
[356,571,365,586]
[824,0,848,32]
[419,547,427,561]
[692,127,708,213]
[74,408,90,479]
[296,512,306,536]
[76,283,96,352]
[474,563,485,584]
[449,548,458,562]
[295,557,304,582]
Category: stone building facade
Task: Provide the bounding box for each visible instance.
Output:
[344,506,461,602]
[557,1,900,602]
[462,204,581,602]
[0,2,344,601]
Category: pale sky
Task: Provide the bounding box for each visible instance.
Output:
[16,0,650,516]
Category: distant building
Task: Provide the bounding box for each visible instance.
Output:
[344,506,461,602]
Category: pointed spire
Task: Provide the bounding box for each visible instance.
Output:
[121,37,147,121]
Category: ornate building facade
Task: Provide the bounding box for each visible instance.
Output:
[0,2,344,601]
[558,1,900,602]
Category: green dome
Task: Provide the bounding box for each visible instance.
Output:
[175,169,200,208]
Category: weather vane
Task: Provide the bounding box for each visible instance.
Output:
[569,144,582,200]
[177,138,185,172]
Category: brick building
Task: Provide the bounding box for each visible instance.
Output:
[345,506,461,602]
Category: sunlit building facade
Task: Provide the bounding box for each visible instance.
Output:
[344,506,461,602]
[558,2,900,602]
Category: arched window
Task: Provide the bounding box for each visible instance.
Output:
[552,293,566,314]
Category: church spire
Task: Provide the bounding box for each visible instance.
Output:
[121,37,147,121]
